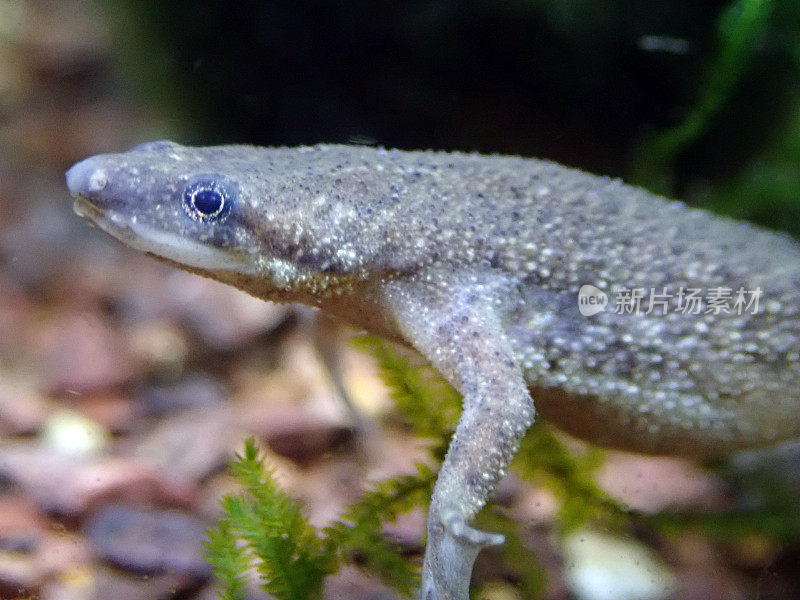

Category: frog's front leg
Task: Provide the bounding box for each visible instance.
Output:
[379,272,536,600]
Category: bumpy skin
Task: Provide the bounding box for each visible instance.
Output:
[67,142,800,600]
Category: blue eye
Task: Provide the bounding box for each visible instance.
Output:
[183,179,233,222]
[194,189,223,214]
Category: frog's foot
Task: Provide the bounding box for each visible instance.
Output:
[441,509,505,547]
[419,509,505,600]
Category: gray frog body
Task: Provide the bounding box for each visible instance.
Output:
[67,142,800,600]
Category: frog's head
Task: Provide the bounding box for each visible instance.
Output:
[67,141,401,299]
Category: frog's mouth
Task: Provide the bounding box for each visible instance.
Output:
[72,195,256,274]
[73,196,139,243]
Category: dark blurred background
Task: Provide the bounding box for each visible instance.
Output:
[0,1,799,599]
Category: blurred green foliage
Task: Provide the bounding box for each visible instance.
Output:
[631,0,800,238]
[632,0,775,191]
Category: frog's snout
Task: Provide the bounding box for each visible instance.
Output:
[66,156,108,199]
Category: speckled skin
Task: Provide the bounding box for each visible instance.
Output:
[67,142,800,600]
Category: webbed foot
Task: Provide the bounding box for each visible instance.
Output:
[419,508,505,600]
[441,509,505,547]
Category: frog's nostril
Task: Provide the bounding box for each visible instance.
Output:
[88,170,108,192]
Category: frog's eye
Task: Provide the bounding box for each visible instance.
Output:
[183,178,233,222]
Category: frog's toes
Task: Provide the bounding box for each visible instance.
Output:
[441,509,505,547]
[420,511,505,600]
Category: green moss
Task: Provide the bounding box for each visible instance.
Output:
[206,338,799,599]
[205,439,336,600]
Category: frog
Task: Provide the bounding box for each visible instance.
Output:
[67,141,800,600]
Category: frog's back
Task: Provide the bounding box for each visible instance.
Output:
[461,156,800,457]
[350,147,800,455]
